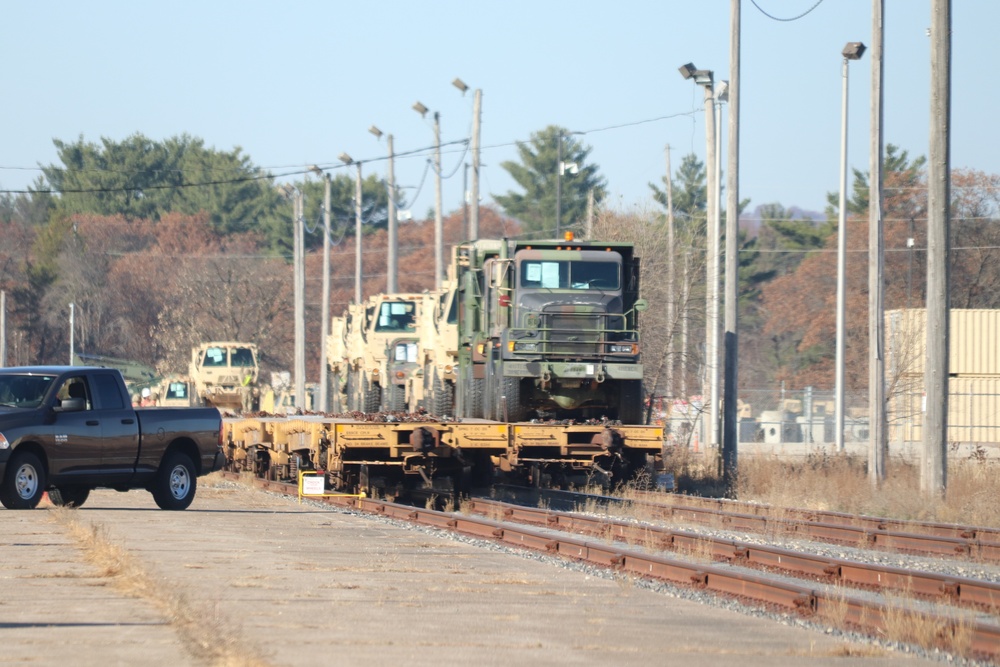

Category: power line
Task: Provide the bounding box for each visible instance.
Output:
[750,0,826,22]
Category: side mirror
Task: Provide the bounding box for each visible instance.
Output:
[54,397,85,413]
[633,299,649,312]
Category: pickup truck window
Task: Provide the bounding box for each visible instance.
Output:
[57,378,92,410]
[0,374,55,408]
[92,374,125,409]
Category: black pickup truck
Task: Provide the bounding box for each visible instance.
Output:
[0,366,224,510]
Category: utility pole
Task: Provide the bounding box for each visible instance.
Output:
[869,0,887,484]
[321,172,332,412]
[666,146,675,401]
[369,126,397,293]
[923,0,951,498]
[354,163,363,305]
[556,132,563,238]
[711,89,723,456]
[722,0,741,491]
[293,192,305,410]
[0,290,6,367]
[702,83,717,453]
[463,163,469,239]
[470,88,482,240]
[387,135,397,293]
[433,112,443,288]
[69,302,75,365]
[585,188,594,239]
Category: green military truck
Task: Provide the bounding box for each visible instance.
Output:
[454,236,647,423]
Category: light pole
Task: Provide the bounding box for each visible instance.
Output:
[369,125,397,293]
[309,166,332,413]
[679,62,718,452]
[339,153,363,305]
[413,101,444,289]
[453,77,481,240]
[278,182,306,410]
[709,80,728,458]
[836,41,866,452]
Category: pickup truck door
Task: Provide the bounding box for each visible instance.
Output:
[47,376,105,479]
[89,373,140,480]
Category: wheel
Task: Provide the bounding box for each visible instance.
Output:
[618,380,644,424]
[362,376,382,413]
[483,360,496,421]
[500,376,526,422]
[151,452,197,510]
[433,380,455,418]
[388,383,406,412]
[469,377,484,419]
[48,485,90,508]
[0,451,46,509]
[346,369,358,412]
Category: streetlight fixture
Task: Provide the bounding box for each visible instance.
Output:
[680,62,719,454]
[370,124,398,293]
[413,100,444,288]
[339,153,363,305]
[835,41,866,453]
[309,165,332,413]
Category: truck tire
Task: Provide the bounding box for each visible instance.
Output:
[388,383,406,412]
[48,485,91,508]
[151,451,197,511]
[433,380,454,418]
[362,377,382,413]
[469,377,484,418]
[483,360,496,421]
[0,451,46,510]
[500,376,526,422]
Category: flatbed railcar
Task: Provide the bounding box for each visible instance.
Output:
[222,414,663,498]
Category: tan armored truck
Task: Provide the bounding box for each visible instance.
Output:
[416,282,459,416]
[189,342,260,413]
[156,375,193,407]
[328,294,433,413]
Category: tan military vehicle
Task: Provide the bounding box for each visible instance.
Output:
[189,342,260,413]
[156,375,193,407]
[328,294,434,413]
[416,281,459,416]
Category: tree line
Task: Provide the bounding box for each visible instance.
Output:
[2,131,1000,400]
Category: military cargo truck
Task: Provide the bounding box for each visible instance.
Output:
[454,236,647,423]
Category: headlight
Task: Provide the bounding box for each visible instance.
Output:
[609,344,638,354]
[509,341,539,352]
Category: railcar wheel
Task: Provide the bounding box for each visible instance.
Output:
[151,452,197,511]
[48,485,91,508]
[0,451,46,510]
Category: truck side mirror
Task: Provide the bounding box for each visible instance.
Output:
[633,299,649,312]
[54,397,85,413]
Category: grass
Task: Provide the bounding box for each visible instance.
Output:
[49,507,273,667]
[660,446,1000,528]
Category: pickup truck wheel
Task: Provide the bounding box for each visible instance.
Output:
[0,451,46,510]
[151,452,197,511]
[48,485,91,508]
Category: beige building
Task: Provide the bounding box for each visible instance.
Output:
[886,309,1000,445]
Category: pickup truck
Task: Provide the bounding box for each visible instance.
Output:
[0,366,224,510]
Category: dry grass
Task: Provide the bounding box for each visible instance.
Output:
[49,507,273,667]
[662,448,1000,528]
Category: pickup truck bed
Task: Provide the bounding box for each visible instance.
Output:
[0,366,224,510]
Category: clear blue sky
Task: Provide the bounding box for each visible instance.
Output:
[2,1,995,222]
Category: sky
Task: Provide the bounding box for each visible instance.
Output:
[2,1,997,225]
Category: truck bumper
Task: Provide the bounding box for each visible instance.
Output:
[503,361,643,380]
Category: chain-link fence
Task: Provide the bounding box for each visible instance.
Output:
[662,381,1000,451]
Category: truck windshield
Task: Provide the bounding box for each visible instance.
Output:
[230,347,256,367]
[519,260,620,290]
[0,374,56,408]
[375,301,416,332]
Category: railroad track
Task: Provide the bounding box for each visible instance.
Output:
[220,472,1000,661]
[493,485,1000,563]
